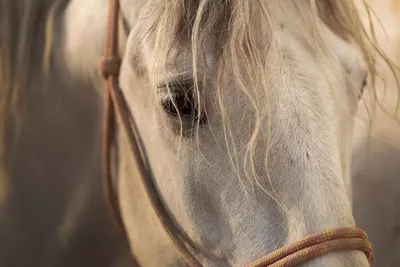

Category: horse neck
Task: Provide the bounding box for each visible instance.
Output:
[1,1,107,263]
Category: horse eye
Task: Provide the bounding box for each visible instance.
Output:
[159,83,206,123]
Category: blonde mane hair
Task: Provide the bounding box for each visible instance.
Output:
[0,0,399,199]
[145,0,400,191]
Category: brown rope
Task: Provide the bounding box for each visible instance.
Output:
[99,1,374,267]
[100,0,201,266]
[101,0,125,234]
[246,228,373,267]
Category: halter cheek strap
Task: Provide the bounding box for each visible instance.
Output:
[99,0,373,266]
[100,0,202,265]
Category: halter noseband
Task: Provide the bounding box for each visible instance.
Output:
[99,0,373,266]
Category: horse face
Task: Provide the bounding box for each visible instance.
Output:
[118,1,369,266]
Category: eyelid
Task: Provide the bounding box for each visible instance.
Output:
[157,80,194,90]
[156,71,194,88]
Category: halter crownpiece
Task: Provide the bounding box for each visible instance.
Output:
[99,0,374,266]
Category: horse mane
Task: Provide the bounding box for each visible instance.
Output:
[0,0,66,202]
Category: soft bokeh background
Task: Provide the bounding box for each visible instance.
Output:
[352,1,400,266]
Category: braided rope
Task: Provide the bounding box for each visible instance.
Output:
[246,228,373,267]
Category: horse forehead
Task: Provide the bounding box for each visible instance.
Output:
[276,21,366,80]
[121,1,365,82]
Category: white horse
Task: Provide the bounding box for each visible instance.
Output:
[0,1,134,267]
[0,0,399,266]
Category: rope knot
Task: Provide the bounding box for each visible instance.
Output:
[99,57,122,79]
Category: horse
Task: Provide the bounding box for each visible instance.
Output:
[0,1,134,266]
[0,0,399,266]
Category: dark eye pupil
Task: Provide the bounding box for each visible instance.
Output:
[163,93,194,117]
[159,82,207,123]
